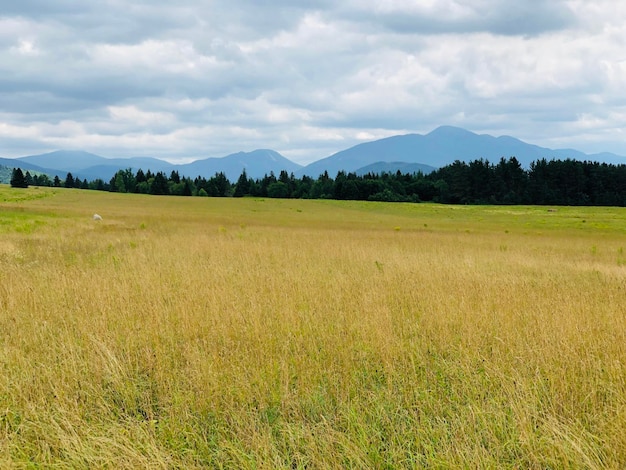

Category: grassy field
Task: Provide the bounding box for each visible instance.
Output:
[1,185,625,468]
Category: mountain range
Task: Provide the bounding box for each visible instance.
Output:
[2,126,626,183]
[0,149,300,182]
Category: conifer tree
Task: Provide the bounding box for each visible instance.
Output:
[65,172,75,188]
[10,168,28,188]
[233,169,250,197]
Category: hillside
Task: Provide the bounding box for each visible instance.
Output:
[12,149,303,181]
[4,126,626,182]
[298,126,626,177]
[0,164,11,184]
[176,149,302,181]
[355,161,437,176]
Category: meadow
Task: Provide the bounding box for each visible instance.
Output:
[1,185,625,468]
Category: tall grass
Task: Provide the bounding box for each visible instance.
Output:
[1,186,625,468]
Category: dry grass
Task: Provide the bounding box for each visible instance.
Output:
[1,186,626,468]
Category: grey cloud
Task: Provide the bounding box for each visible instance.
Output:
[480,1,579,36]
[0,90,104,117]
[0,1,95,16]
[0,0,624,162]
[338,1,577,37]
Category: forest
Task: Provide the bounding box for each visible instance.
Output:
[9,156,626,206]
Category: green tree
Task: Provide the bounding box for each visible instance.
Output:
[334,172,360,200]
[170,170,180,184]
[89,179,106,191]
[10,168,28,188]
[267,181,289,198]
[494,157,527,204]
[233,169,251,197]
[310,171,334,199]
[292,175,313,198]
[136,169,147,183]
[113,171,126,193]
[137,181,150,194]
[150,172,170,195]
[33,174,52,187]
[182,179,193,196]
[278,170,295,197]
[468,159,493,203]
[65,172,75,188]
[206,172,231,197]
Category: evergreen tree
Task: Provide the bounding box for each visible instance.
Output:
[170,170,180,184]
[113,171,127,193]
[150,172,170,195]
[136,169,147,183]
[310,171,335,199]
[267,181,289,198]
[182,179,193,196]
[10,168,28,188]
[233,169,251,197]
[258,172,277,197]
[24,171,33,186]
[89,179,106,191]
[494,157,527,204]
[468,159,493,203]
[41,174,52,186]
[293,175,313,198]
[194,176,208,195]
[207,172,231,197]
[65,172,75,188]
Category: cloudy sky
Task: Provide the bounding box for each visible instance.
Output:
[1,0,625,164]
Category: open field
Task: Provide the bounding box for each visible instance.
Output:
[1,185,626,468]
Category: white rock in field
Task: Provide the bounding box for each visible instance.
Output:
[93,214,103,221]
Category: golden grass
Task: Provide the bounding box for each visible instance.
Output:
[1,186,626,468]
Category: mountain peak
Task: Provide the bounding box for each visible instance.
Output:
[46,150,102,157]
[18,150,107,173]
[299,126,626,177]
[427,125,477,138]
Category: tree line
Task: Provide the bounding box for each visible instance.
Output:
[9,156,626,206]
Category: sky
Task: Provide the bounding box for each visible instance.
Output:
[1,0,625,165]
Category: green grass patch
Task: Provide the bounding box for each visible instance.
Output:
[1,187,625,467]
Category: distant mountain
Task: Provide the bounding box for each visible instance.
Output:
[299,126,626,177]
[18,150,106,173]
[6,148,302,182]
[0,164,12,183]
[0,157,66,179]
[176,149,302,181]
[77,158,174,181]
[16,151,175,181]
[4,126,626,184]
[355,161,437,176]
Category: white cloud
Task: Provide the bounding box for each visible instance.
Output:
[0,1,626,163]
[0,122,41,139]
[10,40,40,56]
[90,40,221,74]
